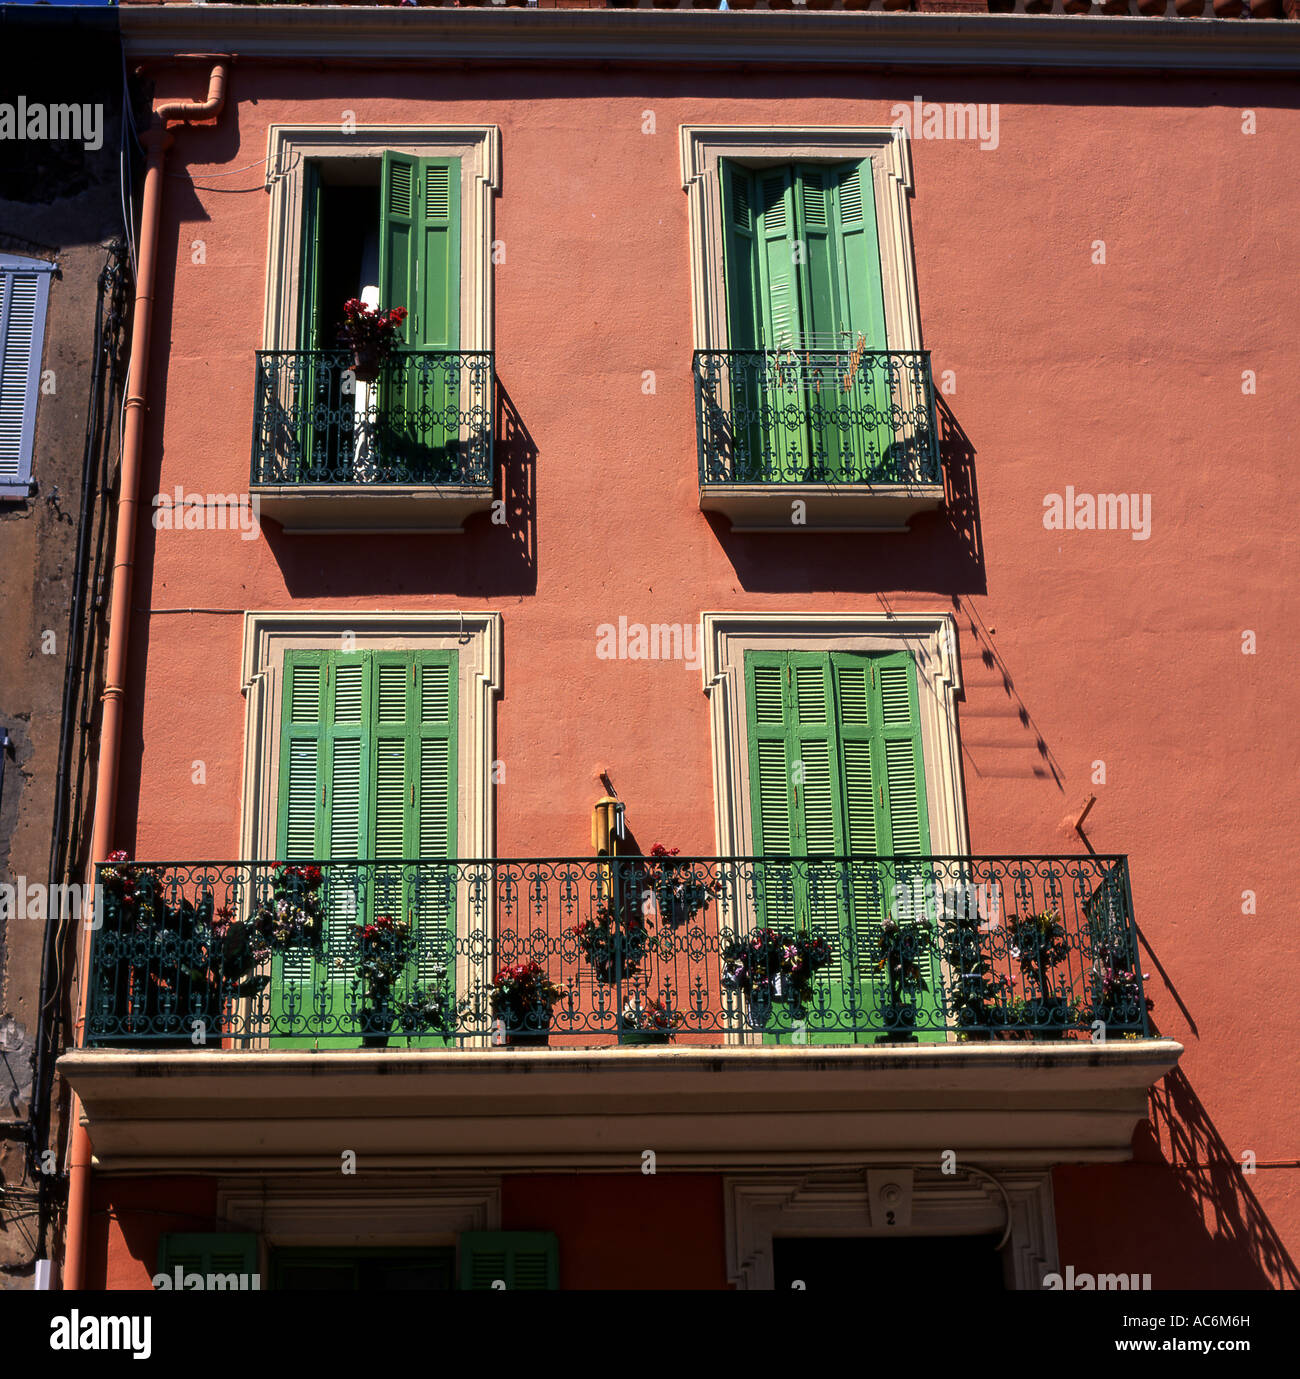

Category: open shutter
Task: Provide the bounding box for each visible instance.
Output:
[721,160,760,353]
[0,259,52,492]
[156,1233,259,1287]
[379,151,418,343]
[379,154,461,479]
[459,1232,558,1291]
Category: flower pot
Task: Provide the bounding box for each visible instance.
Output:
[881,0,912,9]
[1174,0,1205,11]
[1099,0,1129,11]
[620,1030,671,1046]
[744,995,772,1029]
[494,1018,550,1048]
[1062,0,1092,11]
[806,0,837,9]
[1211,0,1243,11]
[1249,0,1281,12]
[351,346,381,383]
[361,1032,391,1048]
[1023,0,1053,10]
[1135,0,1167,11]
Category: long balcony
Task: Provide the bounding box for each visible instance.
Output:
[250,348,494,532]
[693,347,944,531]
[82,854,1152,1047]
[62,854,1181,1172]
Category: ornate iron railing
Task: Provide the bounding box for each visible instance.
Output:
[251,349,494,488]
[86,856,1150,1048]
[693,348,940,486]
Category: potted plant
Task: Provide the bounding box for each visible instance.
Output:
[720,927,833,1029]
[874,914,932,1043]
[395,964,462,1042]
[337,298,408,383]
[644,844,714,931]
[491,960,565,1046]
[1002,908,1073,1040]
[571,900,655,984]
[938,891,1009,1040]
[253,862,325,951]
[353,914,415,1047]
[619,995,682,1046]
[1091,945,1153,1039]
[95,855,269,1044]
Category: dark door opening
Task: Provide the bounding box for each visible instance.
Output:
[271,1246,455,1291]
[773,1234,1006,1291]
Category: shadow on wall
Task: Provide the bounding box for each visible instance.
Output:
[267,378,537,599]
[707,395,986,597]
[1144,1065,1300,1290]
[1055,1066,1300,1290]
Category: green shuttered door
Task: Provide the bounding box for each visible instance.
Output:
[743,649,942,1043]
[721,159,892,482]
[271,649,457,1047]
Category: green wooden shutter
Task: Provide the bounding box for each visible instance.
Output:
[379,151,417,340]
[721,161,760,353]
[459,1232,558,1291]
[157,1233,258,1287]
[379,153,462,479]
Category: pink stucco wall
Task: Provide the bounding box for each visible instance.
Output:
[106,64,1300,1287]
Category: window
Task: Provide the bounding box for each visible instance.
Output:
[238,612,503,1046]
[683,128,941,527]
[459,1231,559,1291]
[254,126,498,527]
[271,648,458,1047]
[0,254,54,499]
[743,648,943,1043]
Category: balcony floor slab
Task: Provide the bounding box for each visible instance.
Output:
[60,1039,1182,1175]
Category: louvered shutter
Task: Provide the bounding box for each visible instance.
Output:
[831,655,885,981]
[379,154,461,477]
[866,652,941,1016]
[745,653,798,932]
[0,260,52,491]
[788,656,845,981]
[156,1233,259,1288]
[379,151,418,343]
[721,161,760,353]
[459,1232,558,1291]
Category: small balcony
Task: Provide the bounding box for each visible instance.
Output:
[250,348,494,532]
[62,854,1180,1171]
[693,348,944,531]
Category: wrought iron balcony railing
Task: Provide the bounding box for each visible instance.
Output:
[693,348,940,487]
[86,855,1150,1049]
[251,349,494,488]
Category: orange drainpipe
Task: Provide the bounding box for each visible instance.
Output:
[61,61,229,1292]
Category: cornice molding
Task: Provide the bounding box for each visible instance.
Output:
[121,9,1300,72]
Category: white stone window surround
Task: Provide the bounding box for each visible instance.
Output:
[725,1169,1059,1292]
[679,124,922,355]
[700,611,968,863]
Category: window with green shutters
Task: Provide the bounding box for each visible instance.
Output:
[156,1233,260,1289]
[459,1232,559,1291]
[292,154,462,481]
[743,649,943,1043]
[719,159,894,483]
[272,648,458,1047]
